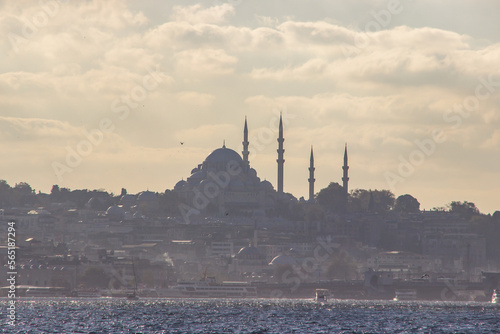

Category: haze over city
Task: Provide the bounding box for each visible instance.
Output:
[1,0,500,213]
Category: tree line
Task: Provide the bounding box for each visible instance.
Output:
[0,179,494,222]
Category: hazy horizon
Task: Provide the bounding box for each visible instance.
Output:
[1,0,500,213]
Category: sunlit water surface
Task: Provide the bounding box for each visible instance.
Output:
[1,298,499,333]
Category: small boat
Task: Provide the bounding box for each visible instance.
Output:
[314,289,329,302]
[126,291,139,301]
[393,290,417,301]
[127,257,139,301]
[492,289,500,304]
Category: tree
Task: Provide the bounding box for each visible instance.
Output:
[374,190,395,212]
[50,184,62,202]
[12,182,35,206]
[304,203,324,222]
[0,180,12,207]
[448,201,479,220]
[316,182,347,213]
[14,181,32,193]
[394,194,420,213]
[348,189,395,213]
[0,180,11,191]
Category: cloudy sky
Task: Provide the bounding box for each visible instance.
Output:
[1,0,500,213]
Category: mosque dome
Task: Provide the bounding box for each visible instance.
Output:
[203,146,243,172]
[86,196,100,209]
[236,245,265,260]
[119,194,136,207]
[106,205,125,220]
[191,167,200,174]
[137,190,157,202]
[269,254,297,266]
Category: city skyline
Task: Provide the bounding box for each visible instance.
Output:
[1,1,500,213]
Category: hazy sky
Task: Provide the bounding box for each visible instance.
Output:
[1,0,500,213]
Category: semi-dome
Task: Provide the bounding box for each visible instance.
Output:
[260,180,274,191]
[187,170,206,186]
[174,180,188,190]
[248,168,257,178]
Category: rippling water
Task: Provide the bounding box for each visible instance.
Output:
[1,298,499,333]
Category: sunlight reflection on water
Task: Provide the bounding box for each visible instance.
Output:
[0,298,499,333]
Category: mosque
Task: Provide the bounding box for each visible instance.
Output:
[173,115,349,218]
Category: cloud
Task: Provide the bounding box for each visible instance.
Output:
[170,4,235,24]
[0,1,499,212]
[174,48,238,76]
[176,91,216,107]
[0,0,148,32]
[0,116,76,142]
[278,21,354,45]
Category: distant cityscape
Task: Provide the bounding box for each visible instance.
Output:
[1,116,499,300]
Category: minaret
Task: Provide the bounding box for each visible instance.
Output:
[308,146,315,202]
[277,113,285,194]
[342,143,349,194]
[242,116,249,166]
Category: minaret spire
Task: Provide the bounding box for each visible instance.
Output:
[308,146,315,202]
[342,143,349,195]
[242,116,249,166]
[277,113,285,194]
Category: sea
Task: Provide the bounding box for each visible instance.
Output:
[1,298,499,333]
